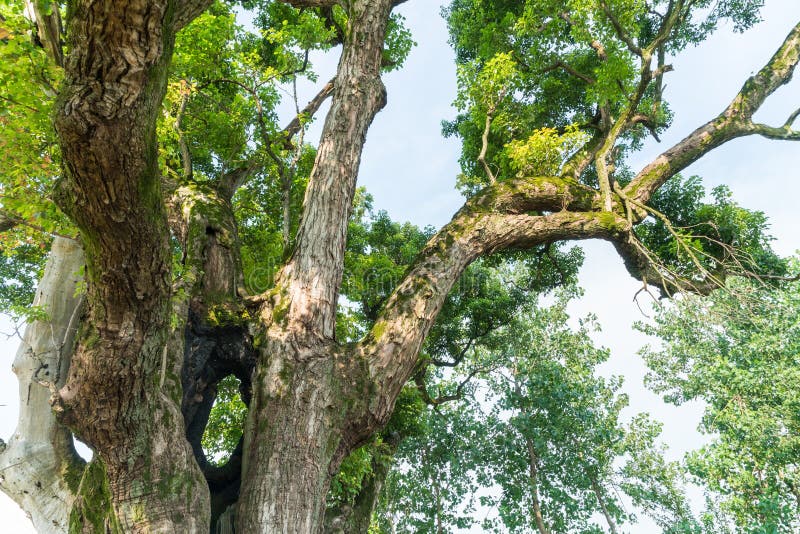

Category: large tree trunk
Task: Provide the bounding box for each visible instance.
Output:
[51,1,211,530]
[236,341,368,533]
[0,237,84,533]
[236,0,392,531]
[6,1,796,531]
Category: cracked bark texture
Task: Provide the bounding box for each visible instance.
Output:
[51,0,210,530]
[3,0,799,531]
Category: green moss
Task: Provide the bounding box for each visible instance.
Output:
[595,211,625,231]
[68,460,121,534]
[271,289,290,326]
[156,470,195,500]
[61,458,86,495]
[370,319,388,341]
[205,302,251,327]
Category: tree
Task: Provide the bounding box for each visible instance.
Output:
[0,0,798,532]
[640,269,800,532]
[375,289,699,534]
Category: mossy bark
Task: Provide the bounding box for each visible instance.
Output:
[51,1,210,530]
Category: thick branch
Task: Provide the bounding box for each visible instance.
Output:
[625,21,800,205]
[0,237,85,533]
[354,177,624,432]
[272,0,393,337]
[175,0,214,31]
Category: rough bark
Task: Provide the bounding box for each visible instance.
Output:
[4,3,799,533]
[273,0,391,337]
[236,338,367,533]
[236,1,393,531]
[167,182,255,530]
[0,237,84,533]
[51,1,210,530]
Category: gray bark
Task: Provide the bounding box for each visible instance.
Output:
[0,237,84,533]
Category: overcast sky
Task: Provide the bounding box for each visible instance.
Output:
[2,0,799,531]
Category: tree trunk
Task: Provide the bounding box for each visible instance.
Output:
[236,1,392,531]
[51,1,210,530]
[590,476,619,534]
[236,340,368,533]
[526,437,551,534]
[0,237,84,533]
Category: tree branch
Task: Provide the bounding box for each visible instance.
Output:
[270,0,394,337]
[540,61,596,84]
[0,210,18,233]
[600,0,642,56]
[24,0,64,67]
[175,82,193,180]
[216,78,335,197]
[355,177,625,427]
[175,0,215,31]
[281,78,335,149]
[625,20,800,205]
[748,122,800,141]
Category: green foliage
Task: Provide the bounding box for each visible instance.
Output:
[201,375,247,465]
[442,0,766,192]
[383,14,415,72]
[475,290,631,533]
[378,288,699,533]
[504,125,590,178]
[0,1,74,317]
[639,272,800,532]
[635,175,786,283]
[375,403,482,533]
[342,191,434,326]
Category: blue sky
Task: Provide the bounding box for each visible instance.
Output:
[2,0,799,530]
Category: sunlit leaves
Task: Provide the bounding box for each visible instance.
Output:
[505,124,589,177]
[0,1,72,314]
[202,375,247,465]
[382,14,415,72]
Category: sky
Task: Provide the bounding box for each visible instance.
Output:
[2,0,799,531]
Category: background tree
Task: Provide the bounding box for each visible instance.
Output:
[0,0,798,532]
[640,267,800,533]
[375,289,700,534]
